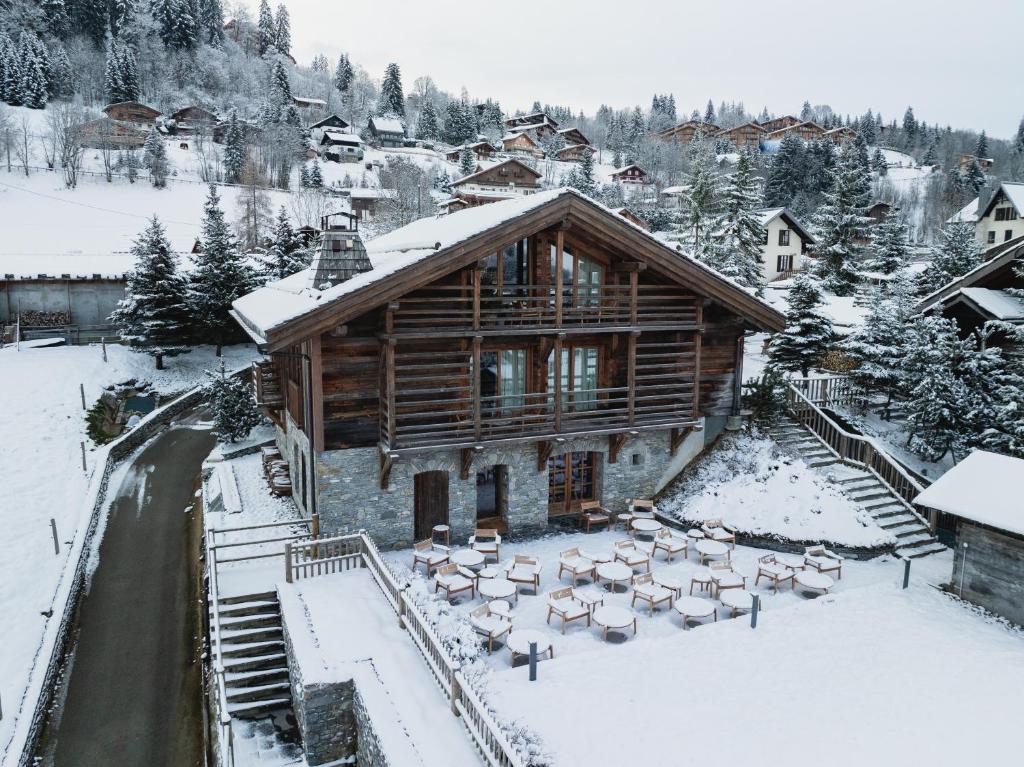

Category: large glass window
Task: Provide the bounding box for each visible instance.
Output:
[547,346,599,410]
[480,349,526,415]
[549,244,603,307]
[481,239,529,295]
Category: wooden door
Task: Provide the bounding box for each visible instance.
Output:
[547,452,596,517]
[414,471,449,540]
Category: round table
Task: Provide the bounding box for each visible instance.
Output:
[695,539,729,564]
[630,518,663,537]
[777,553,806,571]
[712,571,745,596]
[451,549,485,569]
[795,570,834,595]
[686,529,706,541]
[720,589,758,617]
[652,573,683,598]
[506,629,553,664]
[592,606,637,641]
[479,577,517,603]
[431,524,450,546]
[596,561,633,593]
[477,565,503,580]
[673,596,717,629]
[579,549,612,565]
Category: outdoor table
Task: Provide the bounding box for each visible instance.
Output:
[571,588,605,615]
[507,629,554,665]
[451,549,486,569]
[579,548,612,565]
[795,569,834,595]
[690,571,712,595]
[777,553,806,571]
[596,561,633,593]
[695,539,730,565]
[431,524,450,546]
[720,589,759,618]
[479,577,518,604]
[477,565,503,580]
[630,518,663,538]
[673,595,717,629]
[615,513,634,531]
[686,529,706,541]
[652,572,683,599]
[592,606,637,641]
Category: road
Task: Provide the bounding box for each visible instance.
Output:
[44,426,215,767]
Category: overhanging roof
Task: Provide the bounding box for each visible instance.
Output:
[917,238,1024,314]
[914,450,1024,536]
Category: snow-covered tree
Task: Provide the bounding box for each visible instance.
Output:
[962,157,986,197]
[864,209,908,275]
[333,52,353,99]
[309,158,323,188]
[198,0,225,44]
[223,110,246,183]
[872,148,887,175]
[147,130,169,187]
[843,285,906,407]
[188,185,258,354]
[435,168,452,194]
[442,99,474,145]
[42,0,72,39]
[810,143,872,295]
[919,220,981,293]
[565,149,597,197]
[675,136,721,259]
[975,130,989,158]
[767,273,834,377]
[273,3,291,56]
[16,33,48,109]
[257,0,275,54]
[260,206,310,280]
[206,370,262,443]
[458,144,475,176]
[764,133,806,207]
[709,150,765,293]
[378,62,405,117]
[109,216,190,369]
[416,99,439,140]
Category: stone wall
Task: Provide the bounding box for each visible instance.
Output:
[952,522,1024,627]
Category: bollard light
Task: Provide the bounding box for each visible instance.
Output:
[528,641,538,681]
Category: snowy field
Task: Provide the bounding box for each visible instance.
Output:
[0,343,255,759]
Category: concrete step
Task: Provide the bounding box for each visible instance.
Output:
[870,503,911,519]
[221,640,286,659]
[809,457,839,468]
[225,668,290,688]
[895,532,938,549]
[227,681,292,704]
[864,497,908,511]
[878,514,922,531]
[838,476,880,489]
[222,627,284,645]
[893,523,931,539]
[228,698,292,719]
[219,613,282,631]
[218,590,277,606]
[902,542,947,559]
[222,652,288,672]
[217,600,279,619]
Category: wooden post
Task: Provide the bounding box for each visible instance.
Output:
[554,230,564,328]
[285,541,293,583]
[385,339,396,449]
[450,670,461,716]
[80,383,86,410]
[310,335,324,452]
[628,270,638,326]
[101,337,107,362]
[80,441,86,472]
[627,332,637,426]
[732,331,745,416]
[311,513,320,538]
[472,265,481,332]
[692,302,703,419]
[472,336,482,441]
[50,518,59,555]
[553,335,563,432]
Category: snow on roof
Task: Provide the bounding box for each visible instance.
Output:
[756,207,815,243]
[0,253,140,279]
[370,116,405,134]
[756,207,786,225]
[661,185,686,196]
[612,164,644,175]
[323,131,362,144]
[917,238,1024,312]
[948,197,979,224]
[914,450,1024,536]
[954,288,1024,320]
[979,181,1024,219]
[293,96,326,107]
[452,159,541,187]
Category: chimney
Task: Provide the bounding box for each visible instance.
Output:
[308,211,372,291]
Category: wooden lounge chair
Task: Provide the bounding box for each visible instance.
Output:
[701,518,737,547]
[412,539,450,575]
[546,587,592,634]
[578,500,611,533]
[558,548,596,586]
[707,561,745,598]
[470,603,512,653]
[434,563,475,602]
[469,528,501,562]
[613,539,651,572]
[505,554,542,593]
[652,529,688,562]
[755,554,796,592]
[630,573,674,616]
[629,499,656,519]
[804,545,843,579]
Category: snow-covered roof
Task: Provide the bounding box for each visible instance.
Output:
[661,185,686,196]
[756,207,815,243]
[914,451,1024,536]
[0,253,139,280]
[293,96,326,107]
[977,182,1024,220]
[369,116,405,134]
[323,131,362,145]
[949,287,1024,321]
[917,238,1024,313]
[451,159,541,187]
[612,164,645,175]
[232,188,786,345]
[948,198,979,224]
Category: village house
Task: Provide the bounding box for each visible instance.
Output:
[963,182,1024,246]
[168,105,218,136]
[959,153,994,173]
[230,190,785,547]
[766,120,827,142]
[825,126,858,145]
[758,115,801,133]
[556,144,595,163]
[366,116,406,148]
[500,132,544,159]
[102,101,161,127]
[322,132,364,163]
[556,127,591,147]
[714,122,766,149]
[505,111,559,131]
[445,141,495,164]
[342,188,394,221]
[310,114,351,143]
[509,121,558,142]
[293,96,327,112]
[656,120,719,144]
[756,208,815,281]
[610,164,649,185]
[449,158,542,206]
[78,117,150,149]
[914,450,1024,626]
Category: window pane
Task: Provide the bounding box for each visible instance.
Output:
[500,349,526,412]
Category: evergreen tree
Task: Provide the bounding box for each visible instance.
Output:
[975,130,988,158]
[458,144,475,175]
[962,157,986,197]
[810,144,872,295]
[75,0,110,45]
[922,140,938,166]
[269,59,291,107]
[710,150,766,293]
[764,133,807,206]
[274,4,291,56]
[309,158,323,188]
[223,111,246,183]
[436,168,452,194]
[767,274,834,377]
[299,162,310,187]
[676,136,722,258]
[109,216,190,369]
[1015,117,1024,155]
[626,106,645,162]
[0,33,15,104]
[575,149,597,197]
[333,53,353,97]
[872,148,887,175]
[260,206,309,280]
[49,43,74,99]
[206,370,262,443]
[147,130,169,187]
[416,99,440,140]
[17,33,48,109]
[852,132,871,176]
[920,220,981,293]
[378,62,405,117]
[442,99,474,145]
[198,0,225,44]
[188,185,258,355]
[902,106,917,145]
[105,41,138,102]
[703,99,715,124]
[257,0,275,54]
[167,0,197,49]
[843,286,906,406]
[42,0,72,39]
[864,211,908,276]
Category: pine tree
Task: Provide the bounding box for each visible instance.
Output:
[800,101,814,122]
[902,106,917,145]
[962,157,986,197]
[843,286,906,406]
[223,111,246,183]
[810,144,872,295]
[378,62,405,117]
[188,185,258,355]
[458,144,475,175]
[109,216,190,369]
[257,0,275,54]
[299,162,310,187]
[104,42,124,103]
[17,33,48,109]
[270,59,291,107]
[75,0,109,45]
[416,99,440,140]
[42,0,72,39]
[767,273,834,377]
[626,106,645,162]
[676,136,722,259]
[764,133,807,206]
[309,158,323,188]
[872,148,887,175]
[436,169,452,194]
[147,130,169,187]
[975,130,988,158]
[575,149,597,197]
[49,43,73,99]
[198,0,225,44]
[703,99,715,124]
[1015,117,1024,155]
[920,220,981,293]
[168,0,197,49]
[710,151,766,293]
[865,209,908,275]
[923,140,938,166]
[206,370,262,443]
[333,53,353,96]
[442,100,473,145]
[274,4,291,56]
[260,206,309,280]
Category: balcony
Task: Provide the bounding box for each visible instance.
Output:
[252,360,284,409]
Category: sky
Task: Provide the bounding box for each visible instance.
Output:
[278,0,1023,138]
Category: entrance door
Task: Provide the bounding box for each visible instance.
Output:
[476,465,507,528]
[547,451,597,517]
[414,471,449,540]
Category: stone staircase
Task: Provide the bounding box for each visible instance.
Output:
[214,590,294,719]
[768,418,946,559]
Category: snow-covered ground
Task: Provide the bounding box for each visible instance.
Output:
[763,281,868,333]
[0,343,255,759]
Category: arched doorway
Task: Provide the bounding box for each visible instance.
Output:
[414,471,449,540]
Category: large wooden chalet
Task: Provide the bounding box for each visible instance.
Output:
[449,158,542,206]
[715,122,766,148]
[656,120,719,143]
[232,191,785,547]
[766,120,827,142]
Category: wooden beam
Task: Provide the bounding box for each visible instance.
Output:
[460,447,475,480]
[472,335,482,441]
[670,426,691,457]
[553,335,563,433]
[379,449,394,490]
[608,432,627,464]
[310,333,324,452]
[537,440,553,472]
[385,338,396,450]
[471,265,481,332]
[732,331,745,416]
[627,331,637,426]
[628,270,639,326]
[693,302,703,419]
[554,229,564,328]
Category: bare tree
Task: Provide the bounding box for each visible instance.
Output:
[47,104,88,188]
[14,114,32,177]
[0,104,12,172]
[235,157,274,249]
[289,185,332,229]
[377,157,435,232]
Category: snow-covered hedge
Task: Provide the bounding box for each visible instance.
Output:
[659,429,894,548]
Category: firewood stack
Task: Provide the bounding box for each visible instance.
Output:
[260,446,291,496]
[20,310,71,327]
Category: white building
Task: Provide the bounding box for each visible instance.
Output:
[951,182,1024,246]
[755,208,814,281]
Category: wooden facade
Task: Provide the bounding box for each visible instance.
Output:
[169,106,217,135]
[766,121,827,142]
[102,101,161,126]
[825,126,858,145]
[556,144,595,163]
[759,115,801,133]
[501,132,544,159]
[656,120,719,144]
[715,122,766,148]
[506,112,559,130]
[611,165,648,185]
[451,159,542,200]
[446,142,495,163]
[557,127,591,147]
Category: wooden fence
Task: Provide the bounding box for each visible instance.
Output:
[790,375,860,408]
[283,532,526,767]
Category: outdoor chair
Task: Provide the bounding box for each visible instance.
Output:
[505,554,542,593]
[629,499,656,520]
[707,561,746,598]
[613,539,651,571]
[469,528,501,562]
[470,603,512,653]
[546,587,592,634]
[558,548,596,586]
[755,554,796,592]
[652,528,688,562]
[578,500,611,533]
[631,573,674,616]
[412,539,450,575]
[434,563,475,602]
[804,545,844,579]
[701,518,737,547]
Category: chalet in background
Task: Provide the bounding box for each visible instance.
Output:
[556,144,595,163]
[969,182,1024,246]
[445,141,495,164]
[321,132,364,162]
[501,132,544,159]
[449,158,542,207]
[366,116,405,148]
[168,106,218,136]
[766,120,827,142]
[557,127,591,147]
[756,208,814,281]
[610,165,649,185]
[231,190,785,547]
[825,126,858,145]
[758,115,801,133]
[656,120,719,143]
[310,114,351,143]
[79,117,149,149]
[714,122,766,149]
[506,112,558,131]
[959,153,994,172]
[102,101,161,127]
